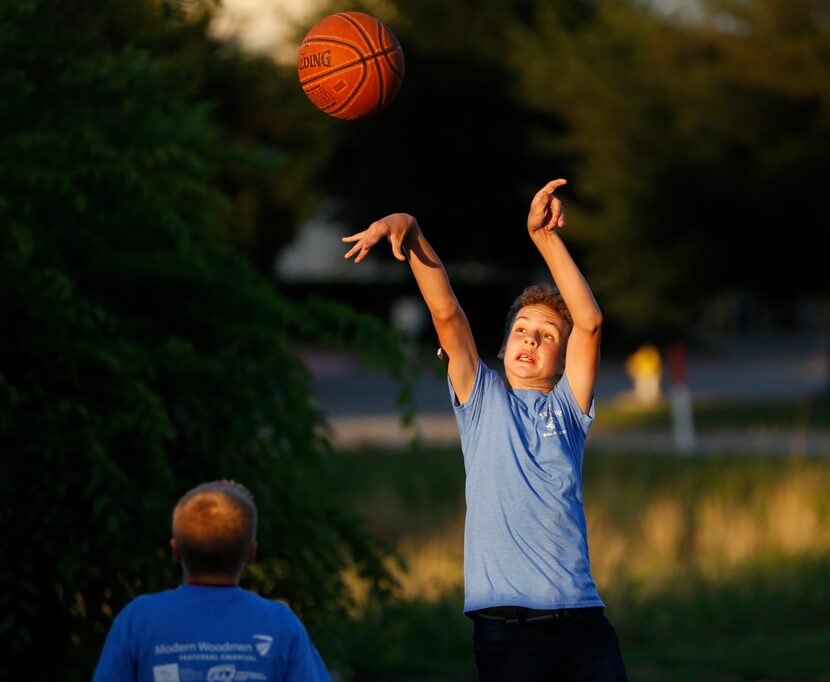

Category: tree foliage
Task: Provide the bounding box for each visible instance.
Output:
[510,0,830,339]
[0,1,408,677]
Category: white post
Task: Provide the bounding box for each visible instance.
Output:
[666,342,696,455]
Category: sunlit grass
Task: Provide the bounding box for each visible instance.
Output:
[335,449,830,601]
[585,454,830,589]
[594,394,830,433]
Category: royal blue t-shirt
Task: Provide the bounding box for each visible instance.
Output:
[92,585,331,682]
[452,360,604,614]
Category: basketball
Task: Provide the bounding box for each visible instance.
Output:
[297,12,405,120]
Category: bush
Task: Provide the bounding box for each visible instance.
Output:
[0,1,408,677]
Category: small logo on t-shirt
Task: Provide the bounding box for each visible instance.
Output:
[538,405,567,437]
[207,664,236,682]
[153,663,180,682]
[253,634,273,657]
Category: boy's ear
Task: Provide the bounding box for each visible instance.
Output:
[170,538,181,563]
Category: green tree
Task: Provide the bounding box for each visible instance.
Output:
[0,1,405,677]
[512,0,830,340]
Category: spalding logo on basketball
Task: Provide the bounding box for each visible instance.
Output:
[298,12,405,120]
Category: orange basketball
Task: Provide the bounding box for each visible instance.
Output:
[297,12,405,120]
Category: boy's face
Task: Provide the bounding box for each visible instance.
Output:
[501,304,568,392]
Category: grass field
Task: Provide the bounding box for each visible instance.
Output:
[326,442,830,681]
[593,394,830,433]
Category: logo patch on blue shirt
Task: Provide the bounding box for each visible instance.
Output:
[538,404,567,436]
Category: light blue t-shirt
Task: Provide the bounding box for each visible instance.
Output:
[92,584,331,682]
[452,360,604,614]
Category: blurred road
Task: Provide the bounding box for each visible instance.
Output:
[303,334,830,455]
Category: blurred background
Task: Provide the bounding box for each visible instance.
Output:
[2,0,829,679]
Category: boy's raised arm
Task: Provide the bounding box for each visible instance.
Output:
[527,180,603,414]
[343,213,479,404]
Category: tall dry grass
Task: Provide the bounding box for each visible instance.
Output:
[588,463,830,591]
[345,454,830,604]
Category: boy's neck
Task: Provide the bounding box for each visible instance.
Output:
[182,569,242,587]
[506,373,562,393]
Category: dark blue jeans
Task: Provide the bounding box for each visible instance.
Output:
[471,607,628,682]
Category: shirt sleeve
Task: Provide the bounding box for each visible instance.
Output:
[92,609,137,682]
[450,358,489,429]
[556,372,594,437]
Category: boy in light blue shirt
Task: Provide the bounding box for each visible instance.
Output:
[343,179,627,681]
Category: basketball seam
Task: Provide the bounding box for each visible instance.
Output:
[337,11,385,113]
[373,18,403,79]
[380,30,404,79]
[308,64,368,116]
[300,35,365,54]
[381,52,404,80]
[330,68,369,116]
[373,18,385,109]
[336,12,376,51]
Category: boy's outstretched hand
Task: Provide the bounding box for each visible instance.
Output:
[528,178,567,235]
[342,213,419,264]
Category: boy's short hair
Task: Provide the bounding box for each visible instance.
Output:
[172,480,257,577]
[503,283,573,345]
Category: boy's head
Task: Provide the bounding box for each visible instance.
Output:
[499,283,573,391]
[171,480,258,584]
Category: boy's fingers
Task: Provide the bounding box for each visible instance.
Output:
[344,237,374,260]
[542,198,560,229]
[544,178,568,195]
[354,242,375,264]
[341,231,366,243]
[534,186,553,204]
[548,212,564,231]
[532,181,566,231]
[530,192,552,220]
[532,179,566,215]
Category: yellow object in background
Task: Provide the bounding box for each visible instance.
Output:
[624,344,663,405]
